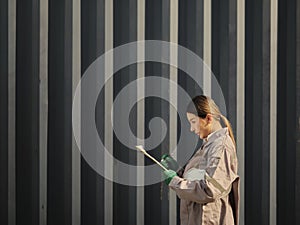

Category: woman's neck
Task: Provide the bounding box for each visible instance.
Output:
[211,121,223,133]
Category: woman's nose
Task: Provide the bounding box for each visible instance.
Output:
[190,126,194,132]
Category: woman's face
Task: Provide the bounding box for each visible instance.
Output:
[186,112,211,139]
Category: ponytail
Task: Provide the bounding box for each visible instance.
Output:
[220,114,236,147]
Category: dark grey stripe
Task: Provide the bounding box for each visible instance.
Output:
[296,1,300,224]
[0,0,8,224]
[212,0,237,130]
[16,0,40,223]
[277,0,299,224]
[177,4,204,223]
[245,0,271,224]
[47,0,73,224]
[8,0,16,224]
[39,0,48,224]
[178,0,204,99]
[113,0,138,224]
[81,0,105,224]
[145,0,170,224]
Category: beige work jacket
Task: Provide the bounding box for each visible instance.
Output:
[169,128,240,225]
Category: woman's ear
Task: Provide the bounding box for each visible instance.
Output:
[206,113,213,124]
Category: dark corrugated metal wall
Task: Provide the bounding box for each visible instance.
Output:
[245,0,271,224]
[113,0,137,225]
[81,0,105,224]
[0,0,8,224]
[277,0,300,224]
[47,0,73,224]
[0,0,300,225]
[16,0,40,224]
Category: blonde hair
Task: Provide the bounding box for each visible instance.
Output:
[187,95,236,146]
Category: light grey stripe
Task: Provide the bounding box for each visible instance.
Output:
[136,0,145,224]
[270,0,277,224]
[203,0,211,96]
[72,0,81,224]
[237,0,245,224]
[8,0,16,224]
[104,0,113,224]
[169,0,178,224]
[39,0,48,224]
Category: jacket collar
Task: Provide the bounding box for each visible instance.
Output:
[204,127,228,144]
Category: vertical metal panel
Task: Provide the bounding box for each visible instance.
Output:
[262,1,271,224]
[203,0,211,96]
[136,0,145,224]
[277,0,298,224]
[212,0,226,101]
[39,0,48,223]
[212,0,237,130]
[104,0,113,225]
[178,0,203,98]
[178,0,203,59]
[169,1,178,224]
[72,0,81,224]
[8,0,16,224]
[212,2,242,224]
[145,0,170,224]
[175,0,206,223]
[228,0,237,132]
[296,2,300,224]
[16,0,40,224]
[245,0,271,224]
[48,0,73,224]
[113,0,137,224]
[236,0,245,224]
[0,0,8,224]
[270,0,277,224]
[178,0,204,161]
[177,5,204,223]
[81,0,105,224]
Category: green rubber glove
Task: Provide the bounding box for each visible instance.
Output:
[161,154,180,172]
[163,170,177,185]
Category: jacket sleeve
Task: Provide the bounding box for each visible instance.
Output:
[169,143,238,204]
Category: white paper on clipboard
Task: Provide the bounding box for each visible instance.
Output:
[183,168,206,181]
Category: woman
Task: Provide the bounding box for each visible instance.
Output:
[163,95,240,225]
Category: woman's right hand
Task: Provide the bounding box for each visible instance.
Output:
[160,154,180,171]
[163,170,177,185]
